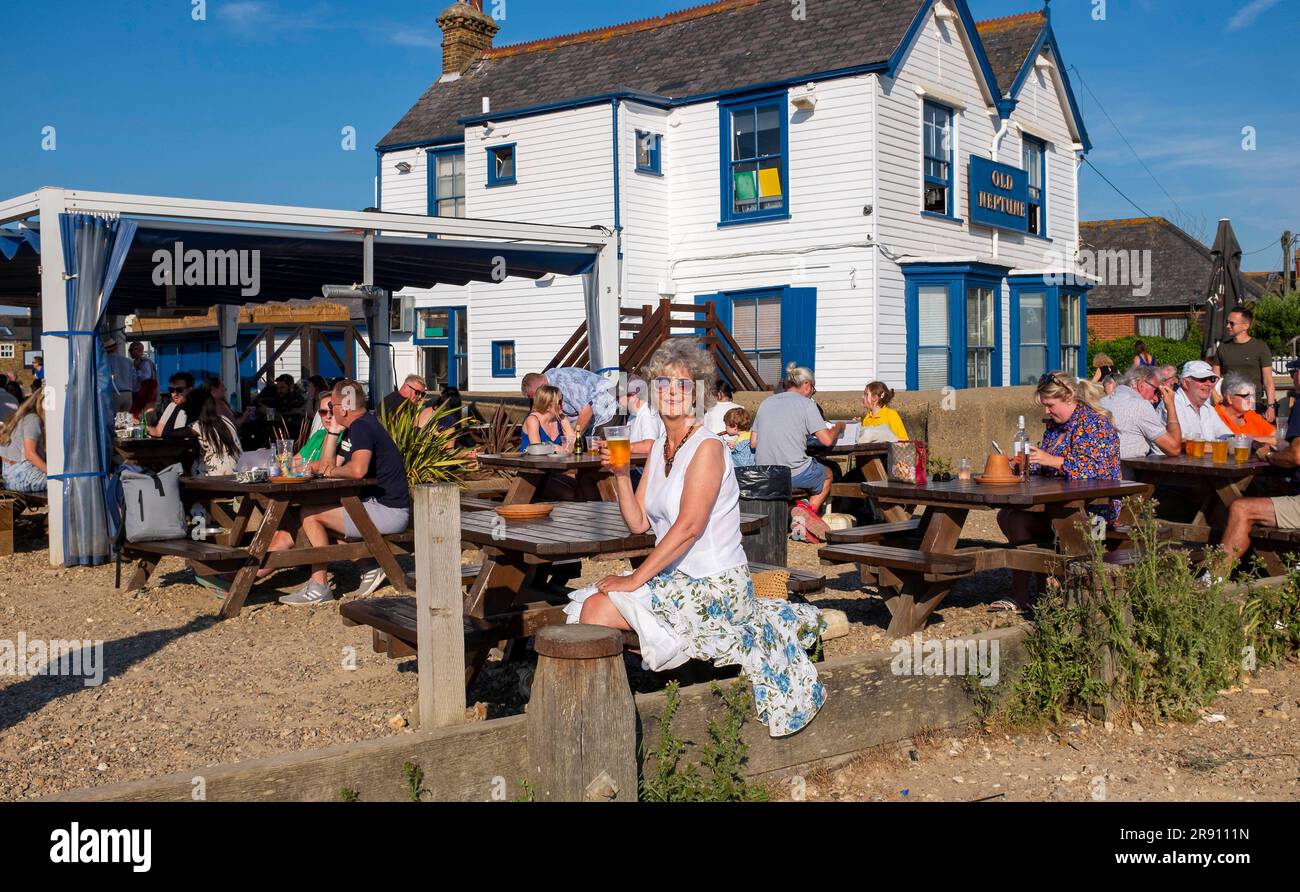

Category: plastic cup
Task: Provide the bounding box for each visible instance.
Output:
[1232,436,1251,464]
[957,458,972,482]
[1186,439,1203,459]
[1211,438,1229,464]
[604,425,632,470]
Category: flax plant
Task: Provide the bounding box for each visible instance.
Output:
[378,400,473,486]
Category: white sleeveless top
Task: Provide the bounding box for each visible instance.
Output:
[643,427,748,579]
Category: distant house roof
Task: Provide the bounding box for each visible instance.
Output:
[1080,217,1265,311]
[975,11,1045,98]
[381,0,930,148]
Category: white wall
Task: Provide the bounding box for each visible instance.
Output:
[875,1,1080,389]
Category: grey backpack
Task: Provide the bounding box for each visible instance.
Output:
[121,463,188,542]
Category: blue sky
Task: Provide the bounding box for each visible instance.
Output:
[0,0,1296,274]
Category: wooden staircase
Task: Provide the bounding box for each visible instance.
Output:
[546,298,767,392]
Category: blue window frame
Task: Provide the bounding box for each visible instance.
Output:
[635,130,662,175]
[1009,275,1090,383]
[719,91,789,225]
[695,285,816,385]
[922,101,954,217]
[427,146,465,218]
[491,340,516,378]
[1022,136,1046,237]
[412,306,467,389]
[485,143,516,187]
[903,262,1007,391]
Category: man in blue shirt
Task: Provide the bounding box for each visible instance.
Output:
[1222,359,1300,562]
[521,367,617,436]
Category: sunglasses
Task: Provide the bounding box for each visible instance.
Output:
[653,377,696,392]
[1231,392,1254,400]
[318,406,333,416]
[1190,376,1218,384]
[168,386,188,394]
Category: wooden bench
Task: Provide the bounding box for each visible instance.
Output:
[746,562,826,594]
[818,542,976,577]
[1,490,48,555]
[1248,526,1300,575]
[825,518,921,544]
[1101,544,1206,567]
[119,538,251,590]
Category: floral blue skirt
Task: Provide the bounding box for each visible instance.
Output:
[568,565,826,737]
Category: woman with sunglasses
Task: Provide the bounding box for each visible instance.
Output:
[565,339,827,738]
[994,373,1121,612]
[296,393,336,463]
[1215,374,1277,447]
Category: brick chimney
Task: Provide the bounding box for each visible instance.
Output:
[437,1,499,76]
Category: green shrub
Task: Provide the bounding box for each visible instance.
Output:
[1248,292,1300,355]
[1087,333,1203,373]
[378,399,473,486]
[640,680,769,802]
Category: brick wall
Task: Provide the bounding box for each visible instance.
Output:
[1088,310,1202,342]
[0,340,34,386]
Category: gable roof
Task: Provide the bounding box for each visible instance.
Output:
[975,11,1045,98]
[380,0,930,149]
[1080,217,1265,311]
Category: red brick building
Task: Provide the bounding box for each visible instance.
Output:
[1081,217,1264,341]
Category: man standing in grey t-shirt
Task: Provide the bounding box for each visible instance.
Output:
[751,366,844,515]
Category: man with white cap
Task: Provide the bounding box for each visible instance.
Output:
[1161,360,1232,441]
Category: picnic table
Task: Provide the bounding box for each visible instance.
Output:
[818,477,1152,637]
[121,476,412,618]
[1121,454,1273,540]
[475,452,645,505]
[342,500,766,688]
[115,436,196,474]
[809,440,912,524]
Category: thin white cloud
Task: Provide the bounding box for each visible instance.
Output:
[1227,0,1283,32]
[387,28,441,49]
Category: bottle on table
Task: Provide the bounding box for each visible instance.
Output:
[1012,415,1030,479]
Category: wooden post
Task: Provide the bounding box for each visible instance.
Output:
[0,498,13,557]
[414,484,466,729]
[527,625,637,802]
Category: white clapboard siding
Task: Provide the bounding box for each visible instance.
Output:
[379,146,431,220]
[662,75,876,390]
[620,101,672,310]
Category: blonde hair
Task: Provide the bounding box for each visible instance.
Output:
[783,363,815,390]
[1035,372,1111,421]
[0,391,45,449]
[531,384,563,417]
[642,338,718,415]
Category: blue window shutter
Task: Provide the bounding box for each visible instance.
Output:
[781,287,816,372]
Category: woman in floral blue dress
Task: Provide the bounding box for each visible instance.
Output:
[564,339,826,737]
[994,373,1121,611]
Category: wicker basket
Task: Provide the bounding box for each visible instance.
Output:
[752,569,791,600]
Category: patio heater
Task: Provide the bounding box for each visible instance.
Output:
[322,283,394,406]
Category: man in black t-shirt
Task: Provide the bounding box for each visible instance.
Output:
[1222,360,1300,562]
[266,378,412,606]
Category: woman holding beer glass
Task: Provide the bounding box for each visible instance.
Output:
[564,339,827,738]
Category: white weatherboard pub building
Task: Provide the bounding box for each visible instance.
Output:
[376,0,1092,393]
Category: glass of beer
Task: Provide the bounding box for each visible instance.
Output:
[1232,435,1252,464]
[604,424,632,471]
[1186,439,1204,459]
[1210,437,1229,464]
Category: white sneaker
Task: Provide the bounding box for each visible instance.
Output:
[353,565,387,597]
[278,580,335,606]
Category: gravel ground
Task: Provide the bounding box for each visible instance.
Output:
[15,504,1262,803]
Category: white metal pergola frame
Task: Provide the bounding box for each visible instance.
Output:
[1,187,619,565]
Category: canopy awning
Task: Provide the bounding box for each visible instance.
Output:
[0,219,598,313]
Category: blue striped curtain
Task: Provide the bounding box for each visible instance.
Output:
[57,214,137,566]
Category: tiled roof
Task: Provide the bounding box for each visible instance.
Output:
[974,11,1045,98]
[1080,217,1265,311]
[381,0,926,148]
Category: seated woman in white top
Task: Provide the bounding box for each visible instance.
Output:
[566,338,826,738]
[191,397,243,476]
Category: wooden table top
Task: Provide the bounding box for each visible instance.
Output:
[476,452,645,472]
[116,437,192,451]
[808,441,890,457]
[461,501,765,557]
[1122,454,1272,478]
[866,476,1152,508]
[181,475,374,496]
